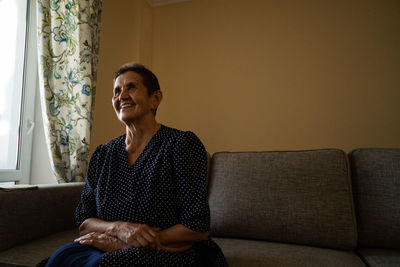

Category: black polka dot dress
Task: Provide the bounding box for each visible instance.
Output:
[75,125,228,266]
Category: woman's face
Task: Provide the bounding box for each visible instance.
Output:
[112,71,160,124]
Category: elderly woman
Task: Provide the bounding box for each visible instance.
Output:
[44,63,227,266]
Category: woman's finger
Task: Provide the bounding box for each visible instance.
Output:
[148,228,160,237]
[136,236,149,247]
[131,239,142,248]
[74,233,93,242]
[141,231,156,243]
[77,235,97,245]
[140,224,160,239]
[79,239,93,245]
[124,231,137,244]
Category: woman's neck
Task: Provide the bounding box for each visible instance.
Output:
[125,120,160,153]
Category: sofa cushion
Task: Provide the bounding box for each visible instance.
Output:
[213,237,365,267]
[0,229,79,267]
[0,183,84,251]
[350,148,400,248]
[357,248,400,267]
[208,149,357,250]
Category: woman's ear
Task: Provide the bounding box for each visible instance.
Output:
[151,90,163,109]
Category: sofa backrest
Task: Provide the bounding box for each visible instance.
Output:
[0,183,84,251]
[350,148,400,249]
[208,149,358,250]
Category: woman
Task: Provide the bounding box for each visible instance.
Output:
[44,63,228,266]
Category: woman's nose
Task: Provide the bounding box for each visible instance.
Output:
[119,87,129,99]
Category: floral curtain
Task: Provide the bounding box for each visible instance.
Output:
[37,0,102,183]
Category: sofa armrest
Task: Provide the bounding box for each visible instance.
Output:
[0,183,84,251]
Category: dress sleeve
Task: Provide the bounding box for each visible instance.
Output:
[172,131,210,233]
[75,145,102,226]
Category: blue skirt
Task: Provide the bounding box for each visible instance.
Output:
[45,242,105,267]
[42,239,228,267]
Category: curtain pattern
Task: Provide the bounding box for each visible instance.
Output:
[37,0,102,183]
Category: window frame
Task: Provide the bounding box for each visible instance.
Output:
[0,0,37,184]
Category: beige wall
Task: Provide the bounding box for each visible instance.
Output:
[92,0,400,154]
[91,0,153,152]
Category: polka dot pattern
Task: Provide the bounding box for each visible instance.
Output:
[75,125,227,266]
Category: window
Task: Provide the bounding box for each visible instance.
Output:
[0,0,37,184]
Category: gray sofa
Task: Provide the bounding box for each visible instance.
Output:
[0,148,399,266]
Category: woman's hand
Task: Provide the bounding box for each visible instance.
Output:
[107,221,161,249]
[77,219,208,252]
[74,232,130,252]
[78,218,160,250]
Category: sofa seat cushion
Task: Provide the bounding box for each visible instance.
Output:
[213,237,365,267]
[0,229,79,267]
[208,149,357,250]
[350,148,400,248]
[358,248,400,267]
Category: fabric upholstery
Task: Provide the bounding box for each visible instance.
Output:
[350,148,400,248]
[0,183,84,251]
[208,149,357,250]
[0,229,79,267]
[214,237,365,267]
[357,248,400,267]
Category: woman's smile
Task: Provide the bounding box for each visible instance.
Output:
[120,102,136,110]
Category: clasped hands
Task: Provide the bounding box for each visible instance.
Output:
[74,222,162,252]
